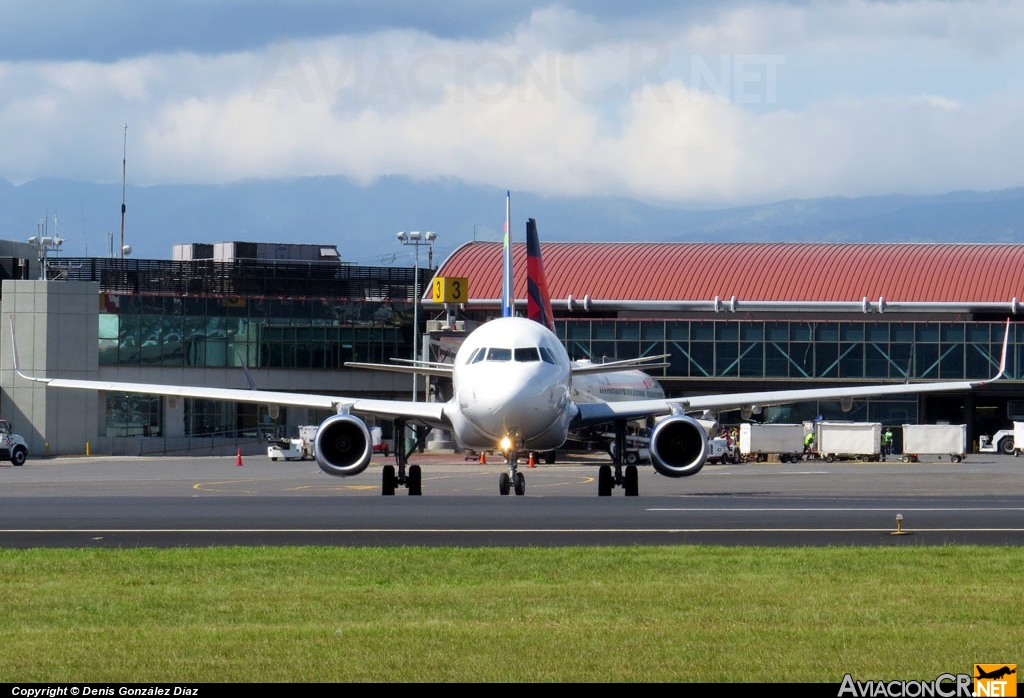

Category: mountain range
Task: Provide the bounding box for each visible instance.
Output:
[2,176,1024,264]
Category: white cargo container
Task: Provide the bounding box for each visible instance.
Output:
[739,423,806,463]
[814,421,881,462]
[900,424,966,463]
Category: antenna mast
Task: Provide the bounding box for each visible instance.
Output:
[120,124,127,261]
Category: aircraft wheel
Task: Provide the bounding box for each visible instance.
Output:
[408,464,422,496]
[513,472,526,495]
[597,465,612,497]
[624,466,639,497]
[382,464,397,496]
[499,472,511,495]
[544,451,556,464]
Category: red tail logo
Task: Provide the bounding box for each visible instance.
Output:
[526,218,555,332]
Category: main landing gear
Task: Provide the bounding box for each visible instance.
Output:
[599,421,639,497]
[381,419,431,496]
[498,451,526,495]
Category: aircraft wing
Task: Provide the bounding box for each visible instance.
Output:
[573,378,987,429]
[570,355,670,374]
[344,361,454,378]
[17,376,449,426]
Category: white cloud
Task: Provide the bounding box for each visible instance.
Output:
[2,1,1024,205]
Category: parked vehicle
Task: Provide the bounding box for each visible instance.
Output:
[0,419,28,466]
[900,424,967,463]
[707,436,737,464]
[370,426,390,456]
[609,434,650,465]
[977,422,1023,455]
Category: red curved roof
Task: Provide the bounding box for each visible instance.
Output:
[436,242,1024,303]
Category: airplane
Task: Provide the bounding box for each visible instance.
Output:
[12,194,1012,497]
[522,214,670,471]
[975,666,1016,680]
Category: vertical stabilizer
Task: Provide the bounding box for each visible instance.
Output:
[501,190,514,317]
[526,218,556,332]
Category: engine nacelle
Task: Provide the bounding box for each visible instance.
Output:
[313,414,373,477]
[649,414,709,478]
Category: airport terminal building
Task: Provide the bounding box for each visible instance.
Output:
[1,240,1022,457]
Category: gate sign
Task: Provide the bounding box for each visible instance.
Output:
[432,277,468,303]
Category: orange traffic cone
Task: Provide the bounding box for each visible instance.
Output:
[528,452,536,468]
[479,451,486,464]
[236,448,243,467]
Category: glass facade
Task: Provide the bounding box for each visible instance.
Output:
[557,318,1014,382]
[99,301,1016,381]
[98,294,414,437]
[97,293,1017,438]
[100,295,410,370]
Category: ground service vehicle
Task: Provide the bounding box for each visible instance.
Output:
[739,423,805,463]
[707,437,736,464]
[814,421,881,462]
[370,426,390,456]
[0,419,29,466]
[267,425,323,461]
[978,423,1023,455]
[901,424,967,463]
[609,434,651,465]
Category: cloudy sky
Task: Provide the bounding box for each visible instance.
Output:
[4,0,1024,208]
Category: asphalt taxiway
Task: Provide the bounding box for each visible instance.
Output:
[0,451,1021,547]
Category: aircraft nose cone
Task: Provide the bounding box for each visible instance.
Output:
[459,371,562,441]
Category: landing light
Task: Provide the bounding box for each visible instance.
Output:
[500,436,512,455]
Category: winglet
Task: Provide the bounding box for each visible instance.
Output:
[526,218,556,332]
[8,315,50,384]
[984,318,1012,384]
[500,190,514,318]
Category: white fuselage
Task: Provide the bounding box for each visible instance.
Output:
[570,362,666,404]
[445,317,574,452]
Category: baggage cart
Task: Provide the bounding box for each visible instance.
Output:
[814,421,881,462]
[739,423,806,463]
[900,424,966,463]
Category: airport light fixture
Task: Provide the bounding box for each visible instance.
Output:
[396,230,437,403]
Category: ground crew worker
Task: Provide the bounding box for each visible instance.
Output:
[803,431,815,454]
[881,428,894,459]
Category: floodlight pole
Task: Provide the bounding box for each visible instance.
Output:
[396,230,437,403]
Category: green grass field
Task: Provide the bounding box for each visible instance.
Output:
[1,546,1020,683]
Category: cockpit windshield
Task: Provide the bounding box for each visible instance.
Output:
[514,347,540,362]
[486,348,512,362]
[467,346,558,364]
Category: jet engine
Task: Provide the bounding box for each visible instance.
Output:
[313,413,373,477]
[649,414,709,478]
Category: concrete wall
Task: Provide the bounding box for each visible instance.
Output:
[1,280,100,456]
